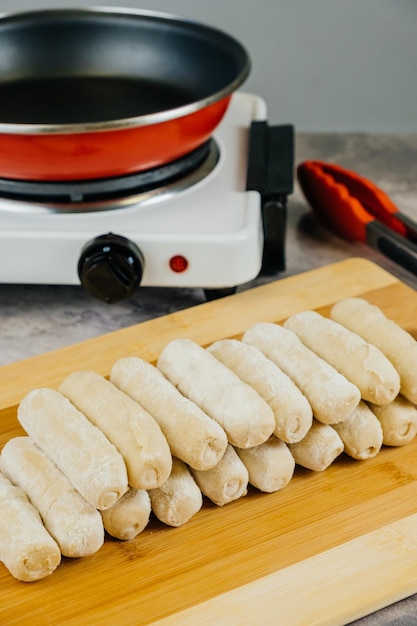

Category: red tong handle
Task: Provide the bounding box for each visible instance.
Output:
[297,160,415,242]
[297,160,417,277]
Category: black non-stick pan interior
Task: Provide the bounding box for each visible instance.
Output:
[0,8,250,126]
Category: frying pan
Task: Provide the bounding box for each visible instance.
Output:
[0,6,250,181]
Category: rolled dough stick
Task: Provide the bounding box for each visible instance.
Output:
[243,323,361,425]
[331,401,383,460]
[288,419,344,471]
[157,338,275,448]
[368,395,417,447]
[0,472,61,582]
[101,488,151,540]
[0,437,104,558]
[190,444,249,506]
[59,370,172,490]
[207,339,312,443]
[331,297,417,404]
[284,310,400,405]
[110,356,228,470]
[17,387,128,510]
[235,436,295,493]
[149,457,203,527]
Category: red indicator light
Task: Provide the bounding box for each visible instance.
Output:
[169,255,189,273]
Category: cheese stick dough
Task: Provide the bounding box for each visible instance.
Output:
[243,323,361,425]
[235,436,295,493]
[331,297,417,404]
[207,339,312,443]
[284,310,400,405]
[110,356,228,470]
[288,419,344,471]
[149,457,203,527]
[190,444,249,506]
[1,437,104,558]
[0,472,61,582]
[101,488,151,540]
[18,388,128,510]
[368,396,417,447]
[59,370,172,490]
[332,401,383,460]
[157,338,275,449]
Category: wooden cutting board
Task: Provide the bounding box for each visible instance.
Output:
[2,257,417,626]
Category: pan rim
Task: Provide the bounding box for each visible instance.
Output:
[0,5,251,135]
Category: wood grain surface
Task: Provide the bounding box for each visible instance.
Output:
[1,257,417,626]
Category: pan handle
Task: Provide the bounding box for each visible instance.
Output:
[366,221,417,276]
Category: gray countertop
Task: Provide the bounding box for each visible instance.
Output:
[2,132,417,367]
[2,132,417,624]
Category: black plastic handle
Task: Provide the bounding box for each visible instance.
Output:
[366,220,417,276]
[395,211,417,241]
[246,121,294,274]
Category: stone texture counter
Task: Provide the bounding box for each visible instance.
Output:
[2,133,417,369]
[1,132,417,624]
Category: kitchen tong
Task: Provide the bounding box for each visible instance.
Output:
[297,160,417,276]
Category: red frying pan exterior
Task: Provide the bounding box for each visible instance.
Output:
[0,8,250,181]
[0,98,231,181]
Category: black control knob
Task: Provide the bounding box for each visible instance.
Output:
[78,233,144,303]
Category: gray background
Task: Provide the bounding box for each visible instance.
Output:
[1,6,417,622]
[1,0,416,133]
